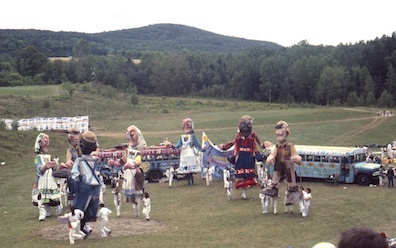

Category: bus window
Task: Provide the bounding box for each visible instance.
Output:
[300,154,306,161]
[322,156,329,163]
[307,155,313,162]
[342,157,350,163]
[314,155,321,162]
[355,154,365,162]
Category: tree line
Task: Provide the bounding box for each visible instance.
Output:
[1,33,396,107]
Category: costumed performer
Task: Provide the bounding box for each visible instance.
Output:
[219,115,270,199]
[204,164,214,186]
[166,165,174,188]
[121,125,146,217]
[64,127,82,206]
[263,121,302,206]
[173,118,205,176]
[223,166,231,194]
[71,131,101,236]
[32,132,63,221]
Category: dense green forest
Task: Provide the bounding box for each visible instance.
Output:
[1,24,396,107]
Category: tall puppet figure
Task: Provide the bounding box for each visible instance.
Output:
[220,115,268,199]
[71,131,101,235]
[64,127,82,206]
[32,133,62,220]
[121,125,146,216]
[264,121,302,205]
[174,118,204,175]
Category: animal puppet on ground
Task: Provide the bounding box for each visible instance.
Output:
[263,121,302,206]
[220,115,270,199]
[173,118,204,175]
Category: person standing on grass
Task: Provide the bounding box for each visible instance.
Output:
[225,177,233,200]
[223,166,231,194]
[387,166,394,188]
[97,203,112,238]
[204,164,214,186]
[142,192,151,221]
[112,187,121,217]
[257,163,266,187]
[379,165,385,186]
[299,187,311,217]
[166,166,174,188]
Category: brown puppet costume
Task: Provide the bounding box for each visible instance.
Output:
[263,121,302,205]
[220,115,270,199]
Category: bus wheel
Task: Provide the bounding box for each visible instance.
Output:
[357,174,370,186]
[148,170,162,183]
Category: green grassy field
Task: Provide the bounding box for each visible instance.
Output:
[1,84,396,248]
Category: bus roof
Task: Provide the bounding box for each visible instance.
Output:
[266,145,366,157]
[294,145,366,156]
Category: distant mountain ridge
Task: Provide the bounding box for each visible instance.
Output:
[0,24,282,57]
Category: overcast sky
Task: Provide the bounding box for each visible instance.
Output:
[1,0,395,47]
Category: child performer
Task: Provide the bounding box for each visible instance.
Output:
[166,166,174,188]
[142,192,151,221]
[225,177,233,201]
[300,187,312,217]
[97,203,112,238]
[112,188,121,217]
[204,164,214,186]
[223,167,231,194]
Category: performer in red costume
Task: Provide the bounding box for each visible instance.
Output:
[220,115,271,199]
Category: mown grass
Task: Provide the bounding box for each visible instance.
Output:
[1,84,396,248]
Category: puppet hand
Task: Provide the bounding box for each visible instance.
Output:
[291,155,302,164]
[266,155,275,165]
[59,162,69,169]
[45,161,56,169]
[264,141,273,148]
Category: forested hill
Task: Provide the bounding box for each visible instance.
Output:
[0,23,282,57]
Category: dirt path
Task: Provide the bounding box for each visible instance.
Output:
[35,218,166,241]
[328,116,385,144]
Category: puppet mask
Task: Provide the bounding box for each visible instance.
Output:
[182,118,193,134]
[126,125,139,148]
[239,116,252,137]
[275,121,289,142]
[40,134,50,154]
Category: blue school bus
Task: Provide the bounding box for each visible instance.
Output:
[94,145,181,183]
[266,145,380,186]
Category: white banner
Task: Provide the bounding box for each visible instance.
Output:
[2,115,89,132]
